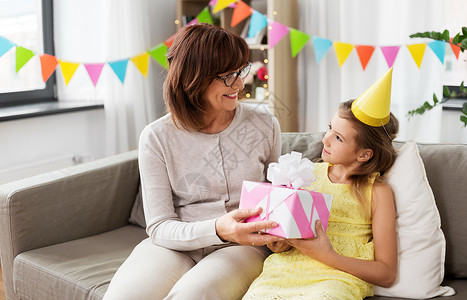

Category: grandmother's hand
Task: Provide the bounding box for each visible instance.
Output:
[215,207,284,246]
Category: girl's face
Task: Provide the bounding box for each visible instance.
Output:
[321,112,361,165]
[203,67,245,115]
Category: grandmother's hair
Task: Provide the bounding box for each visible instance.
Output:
[339,99,399,213]
[163,23,250,131]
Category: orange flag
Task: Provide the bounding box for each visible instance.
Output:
[355,45,375,70]
[449,38,461,59]
[231,0,252,27]
[40,54,58,82]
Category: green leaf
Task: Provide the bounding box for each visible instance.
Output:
[460,39,467,52]
[443,86,451,97]
[460,115,467,127]
[462,102,467,115]
[452,33,460,45]
[451,91,458,97]
[442,29,450,42]
[433,94,439,104]
[462,27,467,37]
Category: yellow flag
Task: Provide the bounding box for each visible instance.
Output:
[130,53,150,78]
[407,43,426,69]
[213,0,237,13]
[334,42,354,67]
[59,60,80,86]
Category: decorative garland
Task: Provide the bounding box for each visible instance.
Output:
[0,0,462,87]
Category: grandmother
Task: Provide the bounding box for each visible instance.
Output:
[103,24,282,299]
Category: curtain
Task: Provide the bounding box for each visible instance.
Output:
[53,0,176,155]
[296,0,445,143]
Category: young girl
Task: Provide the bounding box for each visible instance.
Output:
[243,98,400,300]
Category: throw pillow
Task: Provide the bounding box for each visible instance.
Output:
[128,184,146,228]
[374,141,455,298]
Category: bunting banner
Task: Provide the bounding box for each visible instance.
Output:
[0,0,463,88]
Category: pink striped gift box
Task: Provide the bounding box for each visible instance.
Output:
[239,181,333,239]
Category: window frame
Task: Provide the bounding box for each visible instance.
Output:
[0,0,55,107]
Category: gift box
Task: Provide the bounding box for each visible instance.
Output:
[239,181,333,239]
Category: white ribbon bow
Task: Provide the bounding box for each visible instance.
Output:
[267,151,316,189]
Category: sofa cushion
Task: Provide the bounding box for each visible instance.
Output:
[416,142,467,278]
[13,225,147,300]
[129,183,146,228]
[280,132,325,160]
[374,141,454,298]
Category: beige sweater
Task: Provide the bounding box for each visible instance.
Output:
[138,103,281,251]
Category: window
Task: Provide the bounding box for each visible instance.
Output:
[443,0,467,88]
[0,0,55,107]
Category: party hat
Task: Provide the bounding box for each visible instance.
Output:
[351,68,393,127]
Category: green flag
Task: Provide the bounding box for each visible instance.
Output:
[197,7,213,25]
[148,43,169,70]
[289,28,310,58]
[16,46,35,72]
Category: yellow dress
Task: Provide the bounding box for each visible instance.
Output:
[243,162,377,300]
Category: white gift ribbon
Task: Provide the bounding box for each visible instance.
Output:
[267,151,316,189]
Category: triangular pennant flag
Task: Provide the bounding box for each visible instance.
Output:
[164,34,176,48]
[0,36,15,58]
[380,46,400,68]
[269,21,290,48]
[333,42,354,67]
[449,38,461,59]
[312,36,332,63]
[231,0,252,27]
[15,46,35,72]
[84,63,105,86]
[148,43,169,69]
[289,28,310,58]
[213,0,236,13]
[197,7,213,25]
[407,43,426,68]
[248,10,268,38]
[355,45,375,70]
[59,60,80,86]
[428,40,446,64]
[130,53,150,78]
[109,59,129,84]
[40,54,58,82]
[187,18,198,26]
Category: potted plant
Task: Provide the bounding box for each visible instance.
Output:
[407,27,467,126]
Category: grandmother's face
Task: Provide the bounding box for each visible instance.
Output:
[203,67,245,115]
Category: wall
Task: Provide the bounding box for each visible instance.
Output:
[0,109,106,184]
[440,109,467,144]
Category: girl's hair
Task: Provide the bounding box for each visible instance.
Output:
[163,24,250,131]
[339,99,399,213]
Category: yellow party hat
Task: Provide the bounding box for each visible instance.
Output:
[351,68,393,127]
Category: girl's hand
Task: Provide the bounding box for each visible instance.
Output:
[287,220,336,263]
[267,240,291,252]
[215,207,284,246]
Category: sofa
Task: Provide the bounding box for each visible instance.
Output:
[0,132,466,300]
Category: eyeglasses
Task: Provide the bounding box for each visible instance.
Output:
[216,62,251,87]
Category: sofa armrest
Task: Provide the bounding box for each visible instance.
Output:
[0,150,139,290]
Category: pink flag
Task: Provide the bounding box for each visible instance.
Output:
[269,21,290,48]
[380,46,400,68]
[84,63,105,86]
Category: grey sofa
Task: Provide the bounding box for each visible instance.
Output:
[0,132,466,300]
